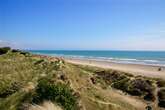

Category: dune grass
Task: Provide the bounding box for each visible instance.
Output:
[72,63,165,109]
[0,48,165,110]
[28,101,63,110]
[0,50,78,110]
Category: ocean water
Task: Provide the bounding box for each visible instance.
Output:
[28,50,165,66]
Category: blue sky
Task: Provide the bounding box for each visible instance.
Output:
[0,0,165,50]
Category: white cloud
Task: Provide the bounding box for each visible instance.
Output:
[0,40,19,49]
[0,40,11,47]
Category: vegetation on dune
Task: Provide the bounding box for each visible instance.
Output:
[32,77,78,110]
[0,90,29,110]
[1,47,165,110]
[28,101,63,110]
[158,88,165,108]
[0,48,78,110]
[78,64,165,108]
[0,81,22,98]
[112,77,130,92]
[95,70,156,101]
[157,79,165,88]
[65,64,139,110]
[0,47,11,55]
[127,78,155,101]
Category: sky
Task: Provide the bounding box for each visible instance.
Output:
[0,0,165,50]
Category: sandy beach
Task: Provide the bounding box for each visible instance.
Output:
[65,58,165,79]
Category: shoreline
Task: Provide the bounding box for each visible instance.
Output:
[64,57,165,79]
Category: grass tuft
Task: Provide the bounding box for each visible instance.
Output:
[32,77,78,110]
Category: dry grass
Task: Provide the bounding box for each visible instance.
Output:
[66,63,165,110]
[64,63,145,110]
[1,50,165,110]
[0,51,76,110]
[29,101,63,110]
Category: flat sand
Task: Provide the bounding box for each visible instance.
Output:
[65,58,165,79]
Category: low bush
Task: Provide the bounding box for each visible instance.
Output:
[51,61,62,70]
[126,78,155,101]
[112,77,130,92]
[11,49,30,56]
[32,78,78,110]
[144,92,155,101]
[95,70,156,101]
[0,47,11,55]
[34,59,45,65]
[11,49,22,53]
[157,79,165,88]
[20,51,30,56]
[96,70,128,84]
[0,82,22,98]
[158,88,165,108]
[127,78,152,91]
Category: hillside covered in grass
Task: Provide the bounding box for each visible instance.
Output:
[0,47,165,110]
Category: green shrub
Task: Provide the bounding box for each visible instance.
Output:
[95,69,156,101]
[0,82,22,98]
[33,78,78,110]
[144,92,155,101]
[127,88,143,96]
[11,49,21,53]
[112,77,156,101]
[157,79,165,88]
[0,47,11,55]
[112,77,130,92]
[158,88,165,108]
[34,59,45,65]
[96,70,128,84]
[51,61,62,70]
[11,49,30,56]
[20,51,30,56]
[126,78,155,101]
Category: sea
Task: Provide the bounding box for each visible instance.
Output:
[28,50,165,67]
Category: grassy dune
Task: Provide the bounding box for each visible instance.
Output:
[0,48,78,110]
[0,47,165,110]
